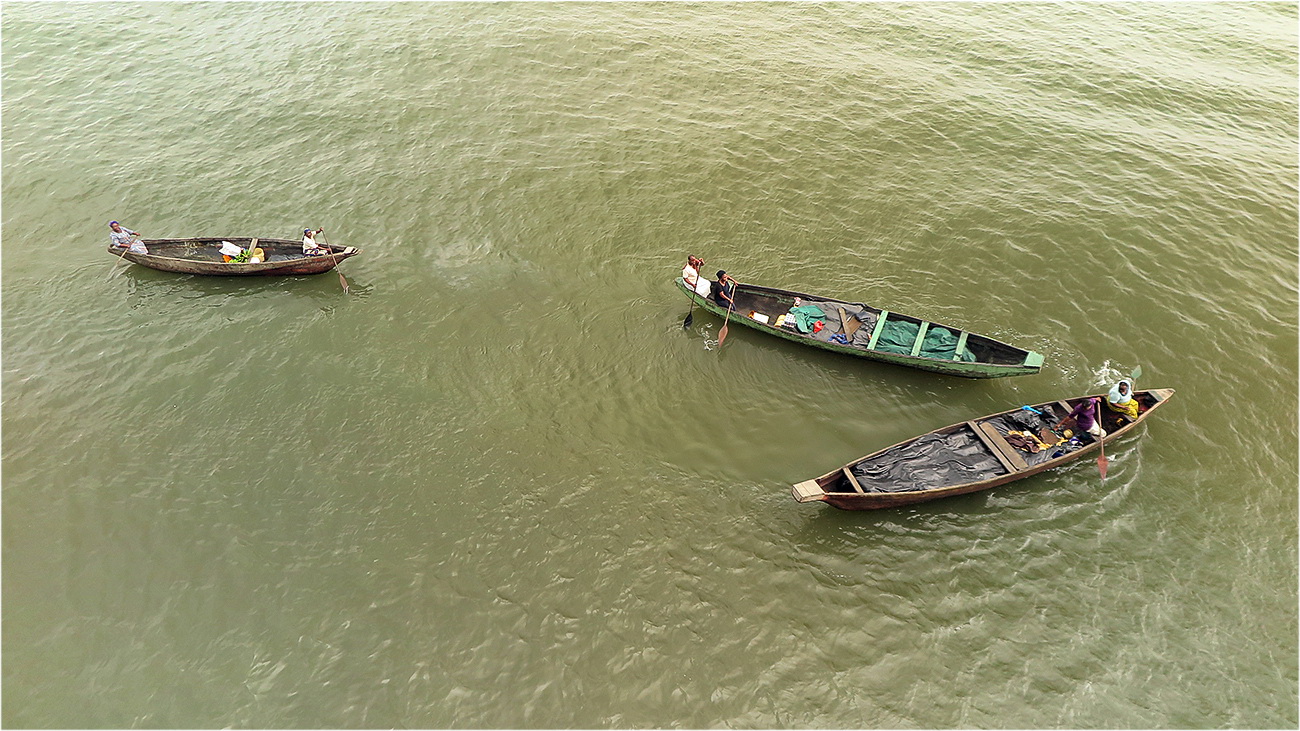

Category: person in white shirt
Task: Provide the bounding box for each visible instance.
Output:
[302,228,327,256]
[682,255,711,297]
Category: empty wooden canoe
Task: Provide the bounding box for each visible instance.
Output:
[792,388,1175,510]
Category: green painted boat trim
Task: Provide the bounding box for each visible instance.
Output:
[675,278,1044,379]
[909,321,931,357]
[866,311,889,350]
[953,330,971,361]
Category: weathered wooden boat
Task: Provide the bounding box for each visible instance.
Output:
[676,278,1042,378]
[106,237,359,276]
[792,388,1175,510]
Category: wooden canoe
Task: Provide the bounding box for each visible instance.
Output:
[792,388,1175,510]
[676,278,1043,378]
[106,237,359,276]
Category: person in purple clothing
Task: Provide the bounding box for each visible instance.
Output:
[1058,396,1106,440]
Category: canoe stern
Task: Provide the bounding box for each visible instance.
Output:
[792,479,827,503]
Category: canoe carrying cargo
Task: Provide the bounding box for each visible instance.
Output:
[107,237,358,276]
[676,278,1043,378]
[792,388,1175,510]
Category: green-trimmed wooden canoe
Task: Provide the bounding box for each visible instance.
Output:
[792,388,1175,510]
[676,278,1043,378]
[107,237,359,276]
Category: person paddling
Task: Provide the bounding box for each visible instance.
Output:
[302,228,327,256]
[682,256,712,297]
[1058,396,1106,441]
[108,221,147,254]
[713,270,737,311]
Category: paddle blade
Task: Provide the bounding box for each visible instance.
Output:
[683,311,693,330]
[718,323,729,346]
[338,270,350,295]
[1095,401,1108,479]
[1130,365,1142,381]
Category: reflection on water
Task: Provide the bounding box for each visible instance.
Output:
[3,1,1296,728]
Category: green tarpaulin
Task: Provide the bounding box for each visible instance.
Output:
[872,321,977,361]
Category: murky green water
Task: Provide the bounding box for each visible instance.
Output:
[3,3,1296,727]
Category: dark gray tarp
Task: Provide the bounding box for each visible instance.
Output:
[850,427,1007,493]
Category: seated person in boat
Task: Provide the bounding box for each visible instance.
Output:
[681,256,712,297]
[302,228,327,256]
[713,270,736,311]
[1106,379,1140,422]
[1058,396,1106,440]
[108,221,147,254]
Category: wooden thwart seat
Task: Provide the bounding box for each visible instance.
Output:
[968,421,1029,473]
[865,310,889,350]
[908,322,931,357]
[841,467,866,494]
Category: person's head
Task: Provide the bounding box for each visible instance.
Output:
[304,228,314,237]
[1118,382,1129,395]
[109,221,122,232]
[716,270,727,281]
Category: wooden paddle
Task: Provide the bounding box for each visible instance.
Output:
[1094,366,1141,475]
[683,282,697,330]
[717,276,738,346]
[319,231,349,294]
[838,307,860,340]
[1095,400,1108,479]
[108,235,141,279]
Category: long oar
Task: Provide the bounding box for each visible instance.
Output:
[717,279,738,346]
[108,236,140,279]
[1095,400,1108,479]
[319,231,349,294]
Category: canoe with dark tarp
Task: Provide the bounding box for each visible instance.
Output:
[792,388,1175,510]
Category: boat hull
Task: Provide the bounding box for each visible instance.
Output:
[107,237,358,276]
[677,278,1042,378]
[792,389,1175,509]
